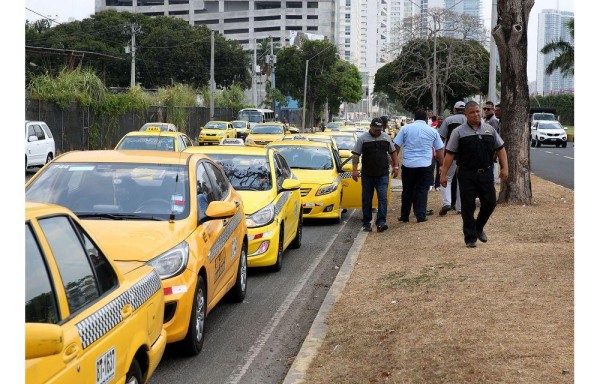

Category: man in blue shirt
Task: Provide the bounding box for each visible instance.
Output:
[393,110,445,223]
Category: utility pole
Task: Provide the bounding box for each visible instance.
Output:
[488,0,498,103]
[130,23,139,88]
[270,36,276,112]
[302,59,309,132]
[210,30,215,119]
[253,39,257,107]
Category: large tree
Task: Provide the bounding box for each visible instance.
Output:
[492,0,534,204]
[375,37,489,115]
[540,18,574,77]
[25,10,251,89]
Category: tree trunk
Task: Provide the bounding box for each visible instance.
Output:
[492,0,534,204]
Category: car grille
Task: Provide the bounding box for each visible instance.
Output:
[206,134,216,136]
[255,140,269,145]
[300,188,312,197]
[546,133,560,137]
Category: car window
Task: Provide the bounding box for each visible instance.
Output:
[207,154,272,191]
[204,162,230,201]
[39,216,101,315]
[196,162,215,219]
[33,125,45,140]
[182,135,193,148]
[117,136,176,151]
[272,154,285,189]
[74,221,118,293]
[177,136,185,151]
[26,224,60,324]
[41,123,54,139]
[27,125,35,138]
[275,153,292,179]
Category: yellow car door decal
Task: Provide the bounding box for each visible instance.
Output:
[208,209,243,262]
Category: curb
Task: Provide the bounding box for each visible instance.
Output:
[282,229,369,384]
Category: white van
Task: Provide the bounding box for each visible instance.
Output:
[25,121,55,169]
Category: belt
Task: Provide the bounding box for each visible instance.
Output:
[460,166,491,173]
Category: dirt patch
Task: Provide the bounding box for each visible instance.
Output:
[303,176,573,383]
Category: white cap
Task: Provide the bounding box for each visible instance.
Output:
[454,101,465,109]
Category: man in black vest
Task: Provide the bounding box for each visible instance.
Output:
[351,117,399,233]
[440,101,508,248]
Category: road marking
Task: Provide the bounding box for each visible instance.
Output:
[544,151,553,154]
[225,210,356,384]
[564,156,574,160]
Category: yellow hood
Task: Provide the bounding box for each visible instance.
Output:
[200,128,227,136]
[237,190,275,215]
[291,169,339,185]
[82,220,194,262]
[247,133,284,144]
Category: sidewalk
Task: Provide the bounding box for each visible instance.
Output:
[285,175,574,383]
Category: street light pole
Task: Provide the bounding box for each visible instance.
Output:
[302,59,309,132]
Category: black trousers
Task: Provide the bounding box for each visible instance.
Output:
[400,165,433,222]
[457,167,496,243]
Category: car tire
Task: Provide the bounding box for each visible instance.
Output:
[562,142,567,148]
[531,138,535,147]
[227,243,247,302]
[180,275,207,356]
[290,210,303,249]
[536,139,541,147]
[270,225,284,272]
[555,143,560,148]
[334,195,343,224]
[125,358,143,384]
[45,153,53,165]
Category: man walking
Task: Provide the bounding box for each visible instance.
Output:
[393,110,444,223]
[438,101,467,215]
[352,117,399,232]
[483,101,500,132]
[440,101,508,248]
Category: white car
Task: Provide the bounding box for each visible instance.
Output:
[530,121,568,148]
[25,121,55,169]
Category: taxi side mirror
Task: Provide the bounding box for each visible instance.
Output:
[26,323,64,359]
[342,163,353,172]
[203,201,237,222]
[281,179,300,191]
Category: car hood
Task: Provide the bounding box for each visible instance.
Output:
[290,169,338,185]
[82,220,194,262]
[236,190,276,215]
[200,129,227,135]
[538,129,565,135]
[247,134,284,142]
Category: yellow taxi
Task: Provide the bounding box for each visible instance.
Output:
[281,133,340,154]
[26,150,248,356]
[315,131,359,161]
[266,140,362,222]
[339,125,368,135]
[245,122,288,147]
[231,120,251,139]
[324,121,344,131]
[198,121,237,145]
[186,143,302,271]
[140,122,178,132]
[25,201,166,384]
[115,130,195,152]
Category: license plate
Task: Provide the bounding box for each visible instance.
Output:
[96,347,116,384]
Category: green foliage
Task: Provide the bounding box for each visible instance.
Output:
[199,84,246,112]
[25,10,251,89]
[530,94,574,125]
[262,88,289,109]
[326,60,363,116]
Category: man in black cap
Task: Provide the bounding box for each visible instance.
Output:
[351,117,399,232]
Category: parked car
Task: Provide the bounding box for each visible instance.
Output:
[25,201,166,384]
[26,150,248,356]
[115,130,195,152]
[25,120,55,169]
[530,121,568,148]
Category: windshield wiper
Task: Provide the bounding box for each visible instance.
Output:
[234,186,263,191]
[292,166,318,170]
[77,213,166,221]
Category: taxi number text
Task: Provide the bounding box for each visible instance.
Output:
[96,347,116,384]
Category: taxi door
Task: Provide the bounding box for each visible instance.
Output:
[337,148,362,209]
[199,161,241,301]
[274,153,299,245]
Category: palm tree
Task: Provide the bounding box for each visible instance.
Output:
[540,18,574,77]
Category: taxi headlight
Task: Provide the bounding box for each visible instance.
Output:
[147,241,189,279]
[246,204,275,228]
[316,182,339,196]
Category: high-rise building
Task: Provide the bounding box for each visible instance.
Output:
[535,9,574,95]
[95,0,335,51]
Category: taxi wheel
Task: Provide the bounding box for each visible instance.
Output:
[228,244,247,302]
[270,225,284,272]
[181,275,207,356]
[334,195,343,224]
[125,359,142,384]
[290,210,303,249]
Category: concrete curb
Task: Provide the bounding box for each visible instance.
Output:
[282,229,369,384]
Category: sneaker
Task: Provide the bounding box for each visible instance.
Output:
[466,240,477,248]
[376,223,388,232]
[439,205,452,216]
[362,225,372,232]
[429,186,434,191]
[477,230,488,242]
[417,217,428,223]
[426,209,434,216]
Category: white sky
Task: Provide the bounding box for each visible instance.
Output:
[23,0,574,82]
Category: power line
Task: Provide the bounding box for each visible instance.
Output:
[26,7,62,25]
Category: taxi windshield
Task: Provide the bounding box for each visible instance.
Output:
[26,163,190,220]
[538,122,563,130]
[232,121,247,128]
[270,146,333,170]
[117,136,175,151]
[326,122,343,129]
[238,111,263,123]
[332,136,356,150]
[205,122,227,130]
[251,125,284,134]
[207,154,272,191]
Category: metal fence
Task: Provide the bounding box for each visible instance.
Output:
[25,99,236,154]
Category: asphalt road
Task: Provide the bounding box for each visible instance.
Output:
[149,211,363,384]
[529,142,574,190]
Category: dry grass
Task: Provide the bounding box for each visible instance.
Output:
[303,176,573,384]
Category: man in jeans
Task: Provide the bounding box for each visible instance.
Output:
[351,117,399,232]
[393,110,444,223]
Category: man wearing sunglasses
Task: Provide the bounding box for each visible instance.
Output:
[482,101,500,132]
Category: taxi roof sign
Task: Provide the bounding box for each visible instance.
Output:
[139,123,177,132]
[220,138,245,146]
